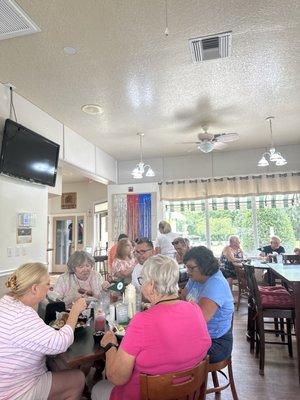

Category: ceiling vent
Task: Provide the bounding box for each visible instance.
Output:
[0,0,40,41]
[189,31,232,62]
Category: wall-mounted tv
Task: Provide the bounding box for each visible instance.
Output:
[0,119,60,187]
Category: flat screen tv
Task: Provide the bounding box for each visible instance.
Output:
[0,119,60,187]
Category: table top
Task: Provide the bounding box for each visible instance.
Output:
[268,263,300,282]
[54,325,105,368]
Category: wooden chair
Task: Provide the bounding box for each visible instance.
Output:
[244,264,294,375]
[140,357,209,400]
[93,252,109,279]
[233,264,249,311]
[206,357,239,400]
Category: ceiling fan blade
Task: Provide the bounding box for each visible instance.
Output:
[213,142,228,150]
[215,133,239,143]
[176,141,200,144]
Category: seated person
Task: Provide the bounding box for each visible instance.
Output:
[220,235,243,286]
[131,237,155,292]
[259,236,285,257]
[91,255,211,400]
[111,238,136,283]
[108,234,128,270]
[172,237,191,264]
[294,247,300,256]
[53,251,108,308]
[0,262,86,400]
[181,246,234,363]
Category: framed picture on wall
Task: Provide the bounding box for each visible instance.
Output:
[61,192,77,209]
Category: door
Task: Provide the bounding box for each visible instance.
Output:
[52,215,86,272]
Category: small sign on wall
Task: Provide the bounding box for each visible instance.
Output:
[17,228,32,244]
[61,192,77,209]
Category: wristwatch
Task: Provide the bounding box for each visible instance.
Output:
[101,342,119,352]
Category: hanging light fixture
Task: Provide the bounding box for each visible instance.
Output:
[258,117,287,167]
[131,133,155,179]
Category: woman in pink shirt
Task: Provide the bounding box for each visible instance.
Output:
[92,255,211,400]
[111,238,136,283]
[0,262,87,400]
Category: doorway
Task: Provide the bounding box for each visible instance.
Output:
[52,215,85,272]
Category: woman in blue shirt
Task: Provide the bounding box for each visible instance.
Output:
[181,246,234,363]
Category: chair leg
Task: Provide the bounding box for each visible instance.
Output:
[236,288,241,311]
[274,317,279,337]
[227,359,239,400]
[280,318,285,342]
[287,319,293,358]
[211,371,221,398]
[258,319,265,375]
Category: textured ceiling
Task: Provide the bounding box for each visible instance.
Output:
[0,0,299,160]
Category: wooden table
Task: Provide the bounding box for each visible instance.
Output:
[268,263,300,383]
[49,326,105,369]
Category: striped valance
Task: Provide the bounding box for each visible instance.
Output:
[159,172,300,201]
[164,193,300,212]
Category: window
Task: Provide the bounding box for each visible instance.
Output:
[164,193,300,257]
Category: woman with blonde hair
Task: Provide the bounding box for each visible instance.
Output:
[111,238,136,283]
[0,262,86,400]
[155,220,178,258]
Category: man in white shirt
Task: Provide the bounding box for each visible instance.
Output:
[131,238,155,291]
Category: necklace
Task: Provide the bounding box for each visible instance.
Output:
[155,296,180,305]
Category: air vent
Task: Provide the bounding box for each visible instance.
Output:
[189,31,232,62]
[0,0,40,41]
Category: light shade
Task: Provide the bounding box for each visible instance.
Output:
[258,156,269,167]
[198,141,214,153]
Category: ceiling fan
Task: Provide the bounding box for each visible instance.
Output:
[180,127,239,153]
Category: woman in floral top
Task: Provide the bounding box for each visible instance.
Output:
[111,238,136,283]
[53,251,108,308]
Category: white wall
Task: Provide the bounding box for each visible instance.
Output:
[117,144,300,184]
[48,181,107,248]
[0,175,48,276]
[107,182,163,243]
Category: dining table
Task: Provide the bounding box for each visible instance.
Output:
[48,325,105,370]
[267,263,300,383]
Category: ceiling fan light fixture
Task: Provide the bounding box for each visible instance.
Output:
[198,141,214,153]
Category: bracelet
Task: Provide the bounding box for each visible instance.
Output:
[101,342,119,353]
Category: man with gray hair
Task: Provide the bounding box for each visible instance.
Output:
[131,238,154,291]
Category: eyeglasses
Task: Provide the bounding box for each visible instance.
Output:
[186,265,198,272]
[137,276,144,285]
[134,249,152,255]
[76,263,92,270]
[172,241,182,246]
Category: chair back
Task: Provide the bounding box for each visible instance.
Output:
[243,264,262,311]
[140,357,209,400]
[283,254,300,264]
[234,264,249,294]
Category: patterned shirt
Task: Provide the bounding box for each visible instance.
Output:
[53,270,104,307]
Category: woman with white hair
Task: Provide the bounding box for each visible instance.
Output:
[91,255,211,400]
[53,251,108,308]
[154,220,178,258]
[259,236,285,257]
[0,262,86,400]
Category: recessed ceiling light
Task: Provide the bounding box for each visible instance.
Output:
[81,104,103,115]
[63,46,77,55]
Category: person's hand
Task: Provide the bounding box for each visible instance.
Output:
[70,297,87,316]
[101,330,118,347]
[102,281,111,291]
